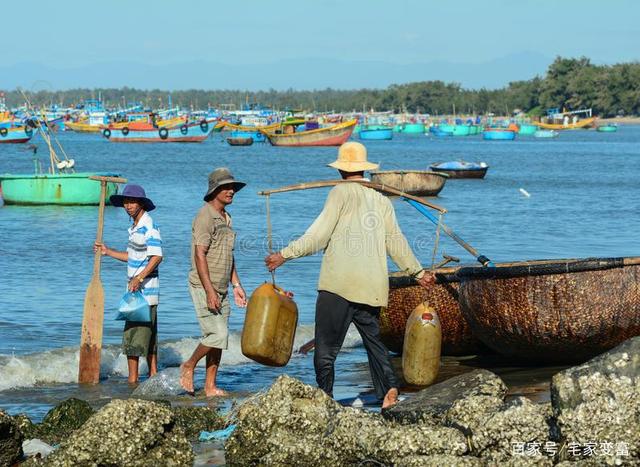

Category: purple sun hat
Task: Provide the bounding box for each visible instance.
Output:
[110,184,156,211]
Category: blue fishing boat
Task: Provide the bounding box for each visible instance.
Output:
[534,130,559,138]
[0,126,34,144]
[230,130,266,143]
[359,126,393,140]
[429,161,489,179]
[483,129,516,141]
[103,121,214,143]
[429,126,453,137]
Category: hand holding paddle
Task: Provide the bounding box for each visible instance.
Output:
[78,175,127,384]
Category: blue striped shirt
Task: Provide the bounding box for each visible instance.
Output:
[127,212,163,305]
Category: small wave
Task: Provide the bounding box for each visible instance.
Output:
[0,324,362,391]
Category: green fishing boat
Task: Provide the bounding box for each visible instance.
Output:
[452,125,471,136]
[518,124,538,135]
[0,172,120,205]
[597,124,618,133]
[401,123,425,134]
[0,112,122,206]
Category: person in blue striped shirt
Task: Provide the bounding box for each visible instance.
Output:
[95,184,163,384]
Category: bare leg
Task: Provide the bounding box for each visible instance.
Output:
[382,387,399,409]
[180,343,212,393]
[204,348,226,397]
[127,356,140,384]
[147,354,157,377]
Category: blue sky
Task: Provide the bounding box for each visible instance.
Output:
[3,0,639,90]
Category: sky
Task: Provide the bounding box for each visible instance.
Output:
[2,0,639,90]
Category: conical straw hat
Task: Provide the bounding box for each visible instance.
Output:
[328,142,379,172]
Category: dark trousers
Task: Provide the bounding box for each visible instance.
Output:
[314,290,398,400]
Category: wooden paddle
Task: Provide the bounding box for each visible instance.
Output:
[78,175,127,384]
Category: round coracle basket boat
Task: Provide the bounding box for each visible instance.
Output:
[379,269,481,356]
[369,170,448,196]
[457,256,640,364]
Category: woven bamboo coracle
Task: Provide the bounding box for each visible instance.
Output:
[457,257,640,363]
[379,269,480,355]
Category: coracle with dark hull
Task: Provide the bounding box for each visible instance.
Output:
[457,256,640,364]
[380,269,481,356]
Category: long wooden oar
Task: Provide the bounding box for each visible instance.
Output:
[404,199,492,266]
[78,175,127,384]
[258,179,447,213]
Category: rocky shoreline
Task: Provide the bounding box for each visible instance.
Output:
[2,337,638,466]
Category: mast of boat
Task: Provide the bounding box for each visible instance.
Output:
[19,88,75,175]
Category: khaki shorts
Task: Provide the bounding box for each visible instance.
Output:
[123,305,158,357]
[189,284,230,350]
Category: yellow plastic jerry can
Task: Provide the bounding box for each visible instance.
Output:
[241,283,298,366]
[402,302,442,386]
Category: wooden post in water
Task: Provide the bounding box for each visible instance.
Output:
[78,175,127,384]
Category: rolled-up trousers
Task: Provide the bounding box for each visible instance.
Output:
[314,290,398,400]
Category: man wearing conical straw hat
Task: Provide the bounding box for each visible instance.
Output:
[265,142,435,408]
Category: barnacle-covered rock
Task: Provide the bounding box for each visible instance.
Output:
[226,375,468,466]
[37,399,193,466]
[171,406,225,440]
[383,369,507,425]
[551,336,640,464]
[0,409,23,467]
[396,454,484,466]
[471,397,551,463]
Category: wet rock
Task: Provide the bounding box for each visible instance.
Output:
[13,413,37,440]
[551,336,640,464]
[37,398,95,444]
[226,375,468,466]
[471,397,552,463]
[172,406,225,440]
[384,369,508,425]
[226,375,341,465]
[39,399,193,466]
[0,409,23,467]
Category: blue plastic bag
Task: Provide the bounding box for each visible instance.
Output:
[115,291,151,322]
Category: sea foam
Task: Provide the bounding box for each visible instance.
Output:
[0,324,362,391]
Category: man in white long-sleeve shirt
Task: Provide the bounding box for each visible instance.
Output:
[265,142,434,408]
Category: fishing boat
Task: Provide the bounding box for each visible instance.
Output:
[227,136,254,146]
[534,129,559,138]
[103,120,214,143]
[380,271,480,356]
[536,107,596,130]
[457,256,640,364]
[517,124,538,135]
[358,126,393,140]
[597,124,618,133]
[228,130,266,143]
[0,171,120,205]
[264,120,356,147]
[395,122,425,134]
[429,125,453,137]
[482,129,516,140]
[429,161,489,179]
[369,170,448,196]
[0,126,34,143]
[0,122,121,205]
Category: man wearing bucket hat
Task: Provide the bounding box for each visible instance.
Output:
[265,142,435,408]
[180,168,248,397]
[95,184,163,384]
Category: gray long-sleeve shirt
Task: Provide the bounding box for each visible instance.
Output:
[280,182,424,307]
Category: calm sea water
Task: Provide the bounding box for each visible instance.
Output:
[1,127,639,421]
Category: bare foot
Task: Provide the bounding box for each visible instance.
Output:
[205,387,228,397]
[179,363,195,394]
[382,388,399,409]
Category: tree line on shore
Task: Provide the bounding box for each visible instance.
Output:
[4,56,639,117]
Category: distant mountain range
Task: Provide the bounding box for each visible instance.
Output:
[0,52,552,91]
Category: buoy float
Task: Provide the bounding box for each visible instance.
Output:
[241,282,298,367]
[402,302,442,386]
